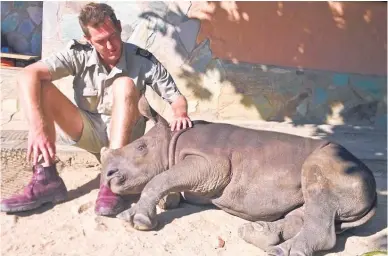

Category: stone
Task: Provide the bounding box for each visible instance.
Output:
[1,99,18,113]
[350,75,386,101]
[1,2,11,17]
[2,12,20,34]
[27,6,43,25]
[332,73,349,87]
[186,39,213,74]
[17,19,35,37]
[42,1,60,40]
[177,19,200,53]
[312,87,328,106]
[130,17,190,71]
[60,13,83,42]
[31,32,42,56]
[140,1,169,21]
[168,1,192,24]
[14,2,25,9]
[6,32,29,54]
[121,24,134,42]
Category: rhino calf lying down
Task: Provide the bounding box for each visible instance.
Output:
[100,95,377,256]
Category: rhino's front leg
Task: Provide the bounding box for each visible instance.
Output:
[117,155,230,230]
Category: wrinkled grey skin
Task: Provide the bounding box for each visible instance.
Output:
[101,95,377,256]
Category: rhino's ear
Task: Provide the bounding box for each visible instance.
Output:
[138,93,158,124]
[100,146,111,163]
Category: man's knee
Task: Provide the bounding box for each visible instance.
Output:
[112,77,139,100]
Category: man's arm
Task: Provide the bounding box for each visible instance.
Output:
[143,51,192,131]
[17,62,56,164]
[18,62,52,129]
[19,41,79,165]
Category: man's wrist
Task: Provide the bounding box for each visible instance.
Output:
[30,110,46,129]
[171,95,188,118]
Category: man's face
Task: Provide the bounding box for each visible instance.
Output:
[86,17,122,65]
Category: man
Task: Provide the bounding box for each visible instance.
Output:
[0,2,192,216]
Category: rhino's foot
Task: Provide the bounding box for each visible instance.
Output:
[239,209,305,252]
[116,205,158,231]
[238,221,281,251]
[158,192,181,210]
[266,234,313,256]
[267,246,306,256]
[133,212,158,231]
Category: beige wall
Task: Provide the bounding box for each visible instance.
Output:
[190,1,387,76]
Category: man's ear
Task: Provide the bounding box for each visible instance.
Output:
[117,20,122,33]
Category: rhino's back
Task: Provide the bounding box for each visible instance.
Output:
[175,121,327,159]
[174,121,328,221]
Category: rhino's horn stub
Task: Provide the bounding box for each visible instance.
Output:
[100,146,111,163]
[138,93,169,128]
[138,94,157,123]
[100,146,109,156]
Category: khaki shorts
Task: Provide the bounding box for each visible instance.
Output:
[56,109,146,154]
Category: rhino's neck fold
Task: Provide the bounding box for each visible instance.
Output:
[168,128,188,169]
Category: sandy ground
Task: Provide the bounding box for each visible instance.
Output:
[1,161,387,256]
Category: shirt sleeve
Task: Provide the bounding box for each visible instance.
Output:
[143,52,182,104]
[39,40,82,81]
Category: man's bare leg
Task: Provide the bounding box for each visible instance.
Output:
[95,76,141,216]
[39,81,84,143]
[109,76,140,149]
[0,81,84,213]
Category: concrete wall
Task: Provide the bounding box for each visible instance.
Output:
[41,1,387,128]
[191,1,387,76]
[1,1,43,56]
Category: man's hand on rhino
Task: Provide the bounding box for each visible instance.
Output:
[116,201,158,231]
[170,115,192,131]
[170,95,192,131]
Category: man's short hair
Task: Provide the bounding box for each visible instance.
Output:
[78,2,119,36]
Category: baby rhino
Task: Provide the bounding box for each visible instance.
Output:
[100,95,377,256]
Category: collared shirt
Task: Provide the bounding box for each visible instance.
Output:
[41,39,182,124]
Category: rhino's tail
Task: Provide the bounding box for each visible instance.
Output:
[336,192,378,234]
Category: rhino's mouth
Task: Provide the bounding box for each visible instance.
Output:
[108,174,144,195]
[108,174,125,188]
[112,177,148,195]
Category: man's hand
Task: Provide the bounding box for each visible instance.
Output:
[170,95,192,131]
[27,121,56,166]
[170,114,192,131]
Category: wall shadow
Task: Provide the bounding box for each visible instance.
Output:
[136,1,386,127]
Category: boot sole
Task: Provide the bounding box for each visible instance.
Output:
[0,192,68,213]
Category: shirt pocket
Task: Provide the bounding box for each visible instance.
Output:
[74,79,99,113]
[83,87,99,111]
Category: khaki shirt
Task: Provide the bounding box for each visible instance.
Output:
[41,39,182,124]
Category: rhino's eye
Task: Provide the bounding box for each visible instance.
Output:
[137,144,147,151]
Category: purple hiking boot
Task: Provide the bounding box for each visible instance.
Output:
[0,164,68,213]
[94,184,125,216]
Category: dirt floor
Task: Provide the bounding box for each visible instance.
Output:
[0,157,387,256]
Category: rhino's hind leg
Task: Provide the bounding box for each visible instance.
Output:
[158,192,181,210]
[238,207,304,251]
[267,165,338,256]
